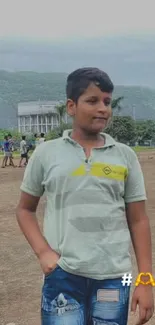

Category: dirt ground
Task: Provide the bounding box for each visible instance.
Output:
[0,152,155,325]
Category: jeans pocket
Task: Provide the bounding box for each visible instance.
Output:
[44,265,60,278]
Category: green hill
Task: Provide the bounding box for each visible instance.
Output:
[0,70,155,129]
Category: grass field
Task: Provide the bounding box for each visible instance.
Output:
[0,146,154,158]
[0,150,33,158]
[132,146,155,152]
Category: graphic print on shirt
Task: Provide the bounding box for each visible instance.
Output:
[71,162,128,181]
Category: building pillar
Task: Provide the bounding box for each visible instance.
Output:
[24,116,26,132]
[37,115,39,133]
[18,116,21,132]
[30,115,32,132]
[41,115,43,133]
[45,115,48,133]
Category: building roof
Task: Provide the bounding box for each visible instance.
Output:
[18,100,61,106]
[18,100,64,116]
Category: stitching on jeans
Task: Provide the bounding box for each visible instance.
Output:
[92,319,119,325]
[41,293,81,314]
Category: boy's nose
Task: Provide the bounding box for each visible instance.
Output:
[97,102,109,113]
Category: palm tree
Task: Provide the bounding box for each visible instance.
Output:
[55,103,67,136]
[109,96,124,139]
[111,96,124,115]
[55,103,66,126]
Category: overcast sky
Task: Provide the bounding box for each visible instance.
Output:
[0,0,155,40]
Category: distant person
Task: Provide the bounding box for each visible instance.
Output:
[1,135,15,168]
[34,133,40,148]
[38,133,46,145]
[7,133,14,166]
[19,136,29,167]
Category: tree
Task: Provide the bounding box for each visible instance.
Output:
[114,116,136,143]
[112,96,124,114]
[135,120,155,144]
[106,116,136,144]
[55,103,66,124]
[55,102,67,135]
[108,96,124,137]
[46,123,72,140]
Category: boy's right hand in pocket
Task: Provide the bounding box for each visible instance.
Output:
[39,248,60,276]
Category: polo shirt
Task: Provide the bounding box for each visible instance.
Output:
[20,129,146,280]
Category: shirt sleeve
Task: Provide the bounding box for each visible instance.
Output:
[124,150,147,203]
[20,148,44,197]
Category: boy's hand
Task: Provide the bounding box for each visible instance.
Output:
[39,248,60,276]
[131,285,154,324]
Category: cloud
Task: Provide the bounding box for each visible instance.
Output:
[0,0,155,39]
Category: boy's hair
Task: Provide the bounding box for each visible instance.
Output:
[40,133,45,137]
[4,135,8,140]
[66,67,114,103]
[8,133,12,138]
[22,135,26,140]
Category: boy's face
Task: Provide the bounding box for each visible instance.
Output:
[67,83,112,134]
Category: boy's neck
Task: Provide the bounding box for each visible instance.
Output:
[70,128,105,147]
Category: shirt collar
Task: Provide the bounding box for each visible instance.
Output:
[62,129,116,148]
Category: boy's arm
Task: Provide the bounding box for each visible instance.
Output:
[16,149,59,275]
[126,200,152,274]
[124,149,154,324]
[124,150,152,274]
[16,192,49,257]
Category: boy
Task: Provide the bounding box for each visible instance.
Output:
[19,135,29,167]
[38,133,46,145]
[16,68,154,325]
[7,133,14,166]
[1,135,15,168]
[34,133,40,148]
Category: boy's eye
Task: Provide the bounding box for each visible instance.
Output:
[86,97,111,106]
[103,99,111,106]
[87,98,98,104]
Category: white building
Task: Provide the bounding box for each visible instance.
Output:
[18,101,70,133]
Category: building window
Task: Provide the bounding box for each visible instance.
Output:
[47,115,51,124]
[20,116,25,125]
[53,115,59,126]
[21,126,25,133]
[43,125,46,133]
[25,125,31,132]
[31,126,38,133]
[25,116,30,125]
[38,115,42,124]
[42,115,46,124]
[47,125,51,132]
[31,115,37,124]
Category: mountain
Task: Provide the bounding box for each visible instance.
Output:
[0,70,155,129]
[0,70,67,129]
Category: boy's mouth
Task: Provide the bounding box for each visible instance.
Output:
[93,117,107,120]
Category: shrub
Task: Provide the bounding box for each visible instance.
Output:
[46,123,72,140]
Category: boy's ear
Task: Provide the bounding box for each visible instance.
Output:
[66,99,76,117]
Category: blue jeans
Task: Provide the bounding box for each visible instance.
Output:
[41,266,130,325]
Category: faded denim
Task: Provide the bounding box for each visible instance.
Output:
[41,266,130,325]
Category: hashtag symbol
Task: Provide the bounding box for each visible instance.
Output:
[121,273,132,286]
